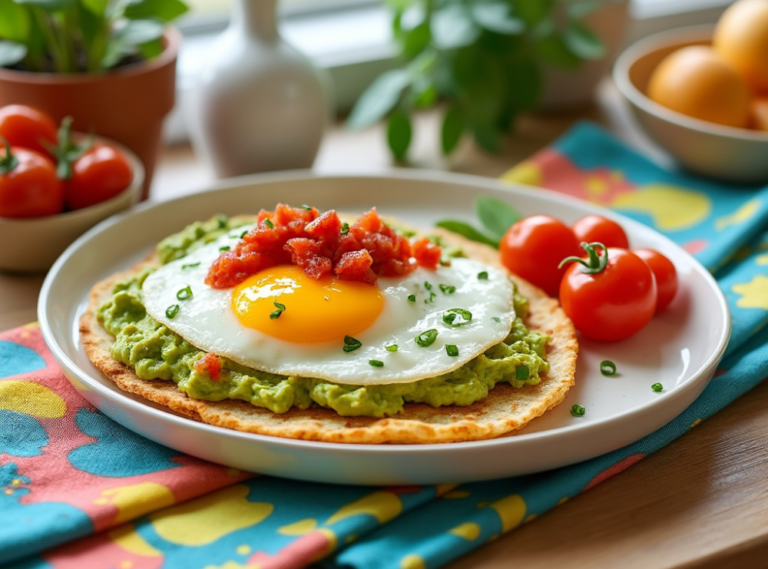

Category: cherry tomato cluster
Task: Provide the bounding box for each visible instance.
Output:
[499,214,678,342]
[0,105,133,219]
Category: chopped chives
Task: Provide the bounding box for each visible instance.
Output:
[424,292,437,304]
[341,222,350,234]
[570,404,586,417]
[343,335,362,352]
[301,204,313,211]
[216,215,228,229]
[219,245,230,252]
[477,271,489,280]
[386,344,398,352]
[166,304,180,319]
[408,294,416,303]
[491,316,501,323]
[443,308,472,327]
[240,230,249,238]
[369,360,384,368]
[181,262,200,270]
[652,383,663,392]
[424,281,433,291]
[600,360,617,376]
[439,284,456,295]
[446,344,459,357]
[176,286,192,300]
[262,218,274,228]
[415,329,438,347]
[270,301,286,319]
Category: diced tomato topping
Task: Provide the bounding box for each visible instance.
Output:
[205,205,441,288]
[412,237,442,270]
[195,352,223,381]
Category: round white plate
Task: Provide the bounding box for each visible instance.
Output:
[38,171,730,485]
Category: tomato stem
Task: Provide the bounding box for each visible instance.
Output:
[45,116,93,181]
[559,242,609,274]
[0,137,18,175]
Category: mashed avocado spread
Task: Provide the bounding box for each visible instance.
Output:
[97,216,550,417]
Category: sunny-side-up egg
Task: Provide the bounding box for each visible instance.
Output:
[142,225,516,385]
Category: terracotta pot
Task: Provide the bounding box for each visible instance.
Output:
[0,28,180,199]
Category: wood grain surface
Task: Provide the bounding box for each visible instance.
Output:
[2,79,766,568]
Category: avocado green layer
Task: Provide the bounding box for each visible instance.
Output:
[97,216,550,418]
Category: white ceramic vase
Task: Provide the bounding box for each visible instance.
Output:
[188,0,328,178]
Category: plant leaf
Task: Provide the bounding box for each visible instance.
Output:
[80,0,108,16]
[0,40,27,67]
[472,121,501,153]
[441,105,464,155]
[0,0,30,42]
[435,220,498,248]
[16,0,72,12]
[567,0,603,20]
[387,110,412,162]
[535,34,582,69]
[476,197,521,240]
[402,21,430,58]
[471,1,524,35]
[123,0,188,22]
[346,69,410,130]
[512,0,554,26]
[432,4,479,50]
[102,18,164,69]
[563,21,605,60]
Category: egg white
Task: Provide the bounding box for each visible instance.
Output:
[142,227,516,385]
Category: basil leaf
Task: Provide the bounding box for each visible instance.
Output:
[471,2,524,35]
[476,197,521,241]
[535,33,582,69]
[435,220,498,248]
[563,21,605,60]
[432,4,479,50]
[387,110,412,162]
[0,0,30,42]
[123,0,189,22]
[102,18,164,69]
[347,69,410,130]
[441,105,465,156]
[0,41,26,67]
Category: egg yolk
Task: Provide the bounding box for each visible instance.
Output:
[231,265,385,343]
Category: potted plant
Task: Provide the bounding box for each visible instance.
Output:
[0,0,189,197]
[348,0,628,161]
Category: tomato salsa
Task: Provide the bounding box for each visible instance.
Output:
[205,204,442,288]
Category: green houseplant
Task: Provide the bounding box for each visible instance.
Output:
[0,0,189,196]
[348,0,610,161]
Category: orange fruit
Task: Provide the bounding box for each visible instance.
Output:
[713,0,768,93]
[647,46,751,128]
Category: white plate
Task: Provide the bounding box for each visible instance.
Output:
[38,171,730,485]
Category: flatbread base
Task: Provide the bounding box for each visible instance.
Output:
[80,222,578,444]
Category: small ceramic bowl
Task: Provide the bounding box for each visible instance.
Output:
[0,136,144,273]
[613,25,768,184]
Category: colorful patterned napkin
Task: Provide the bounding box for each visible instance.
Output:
[2,122,768,569]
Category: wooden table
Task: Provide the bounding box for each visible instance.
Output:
[2,80,767,568]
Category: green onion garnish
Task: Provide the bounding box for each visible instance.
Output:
[515,366,529,381]
[600,360,617,376]
[166,304,180,319]
[443,308,472,327]
[270,301,286,319]
[176,286,192,300]
[491,316,501,323]
[570,404,586,417]
[478,271,489,280]
[439,284,456,295]
[424,281,433,291]
[652,383,663,392]
[343,335,362,352]
[240,230,249,239]
[425,292,437,304]
[341,222,350,234]
[408,294,416,303]
[219,245,230,252]
[386,344,398,352]
[181,262,200,270]
[262,218,274,228]
[369,360,384,368]
[415,329,438,347]
[301,204,313,211]
[446,344,459,357]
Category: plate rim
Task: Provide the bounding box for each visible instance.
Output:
[38,168,732,454]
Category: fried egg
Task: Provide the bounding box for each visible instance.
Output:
[142,226,515,385]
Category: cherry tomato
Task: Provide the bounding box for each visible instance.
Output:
[65,143,133,210]
[633,248,678,313]
[499,215,580,297]
[572,215,629,249]
[559,244,658,342]
[0,105,58,158]
[0,145,63,218]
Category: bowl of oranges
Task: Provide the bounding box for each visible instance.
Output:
[614,0,768,183]
[0,105,144,273]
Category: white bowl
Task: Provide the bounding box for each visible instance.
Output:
[613,25,768,184]
[0,137,144,272]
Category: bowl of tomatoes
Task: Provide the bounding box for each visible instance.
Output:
[0,105,144,272]
[614,0,768,183]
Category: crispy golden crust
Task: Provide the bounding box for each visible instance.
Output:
[80,218,578,444]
